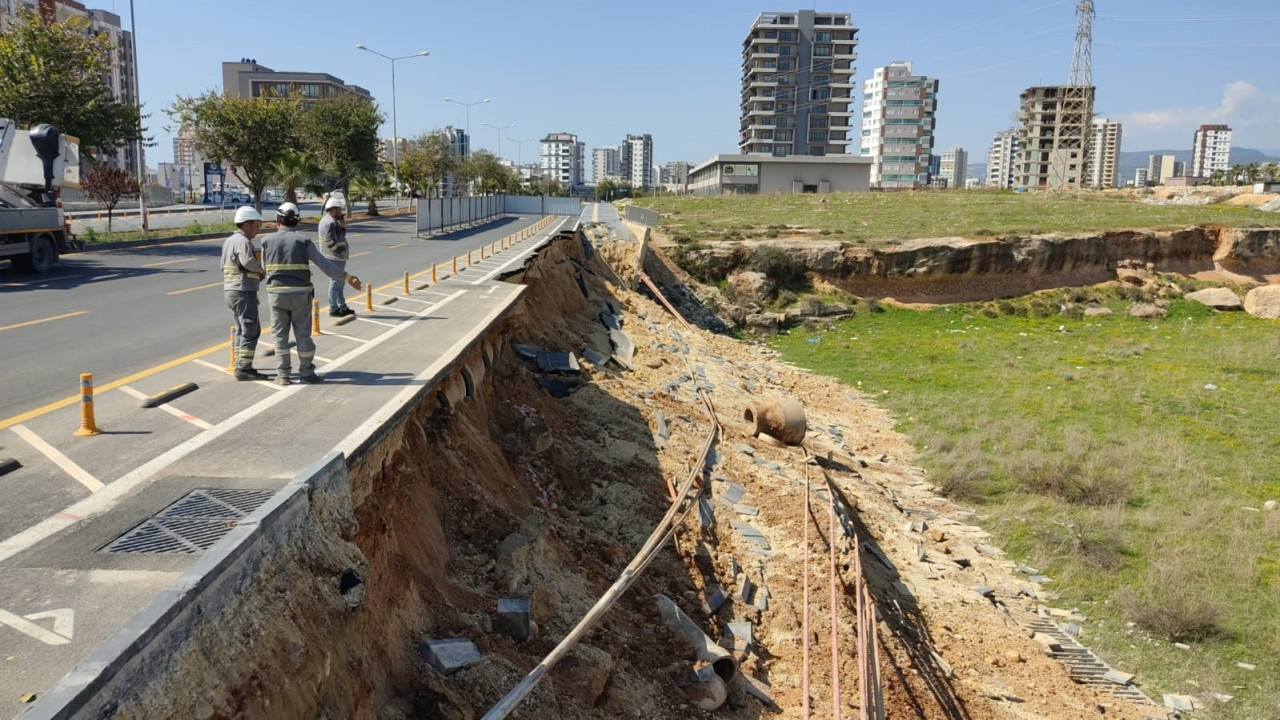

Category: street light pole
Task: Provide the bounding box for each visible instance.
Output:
[506,136,535,167]
[443,97,489,157]
[128,0,148,234]
[356,44,429,213]
[482,123,516,161]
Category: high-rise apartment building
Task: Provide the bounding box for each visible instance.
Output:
[222,60,371,103]
[860,61,938,188]
[592,147,620,183]
[1087,118,1122,189]
[739,10,858,157]
[428,127,469,195]
[620,134,654,188]
[1016,84,1094,189]
[1133,168,1148,187]
[1147,154,1182,185]
[540,132,585,188]
[1191,124,1231,178]
[986,129,1020,189]
[661,161,691,187]
[938,147,967,189]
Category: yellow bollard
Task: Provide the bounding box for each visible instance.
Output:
[227,325,236,372]
[403,270,410,295]
[467,249,473,265]
[480,245,486,260]
[312,299,322,335]
[73,373,103,436]
[431,263,437,283]
[452,256,458,274]
[365,283,373,312]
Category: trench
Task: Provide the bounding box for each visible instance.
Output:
[98,226,1162,720]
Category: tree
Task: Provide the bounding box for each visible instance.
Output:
[458,150,516,195]
[397,132,457,199]
[529,177,568,197]
[168,93,297,211]
[82,165,140,232]
[298,94,384,202]
[270,149,324,203]
[350,174,391,216]
[0,10,143,155]
[1229,164,1245,186]
[1244,163,1261,184]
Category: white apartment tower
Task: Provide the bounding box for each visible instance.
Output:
[938,147,967,189]
[620,134,654,188]
[1191,124,1231,178]
[986,129,1019,189]
[1087,118,1122,189]
[540,132,585,188]
[592,147,620,183]
[860,61,938,188]
[739,10,858,157]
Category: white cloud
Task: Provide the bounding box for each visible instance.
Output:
[1118,82,1280,147]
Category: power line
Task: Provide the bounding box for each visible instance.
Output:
[1100,14,1280,22]
[1098,40,1280,47]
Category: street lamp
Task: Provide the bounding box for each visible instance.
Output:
[128,0,148,233]
[443,97,489,156]
[482,123,516,160]
[356,44,429,212]
[506,136,535,167]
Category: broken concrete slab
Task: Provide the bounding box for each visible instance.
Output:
[581,348,610,368]
[1236,661,1256,670]
[535,351,580,372]
[973,585,995,598]
[609,328,635,370]
[1163,694,1197,712]
[721,482,746,505]
[735,575,755,605]
[1064,622,1081,637]
[495,599,531,643]
[653,411,669,450]
[697,496,714,528]
[1031,633,1062,652]
[600,312,621,331]
[735,443,754,456]
[420,638,483,675]
[732,522,764,538]
[727,621,753,652]
[1028,574,1051,584]
[511,343,539,359]
[704,585,729,615]
[734,504,759,517]
[1102,669,1134,686]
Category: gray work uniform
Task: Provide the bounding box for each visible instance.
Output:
[318,213,350,313]
[220,229,264,371]
[261,228,348,378]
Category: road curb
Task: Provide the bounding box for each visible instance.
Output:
[74,213,414,253]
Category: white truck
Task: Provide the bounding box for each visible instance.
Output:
[0,118,81,273]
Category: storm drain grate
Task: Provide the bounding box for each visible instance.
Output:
[1022,616,1164,712]
[100,489,276,554]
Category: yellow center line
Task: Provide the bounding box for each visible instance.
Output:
[141,257,197,268]
[0,339,231,432]
[349,251,372,258]
[388,243,409,249]
[0,310,89,333]
[167,281,221,296]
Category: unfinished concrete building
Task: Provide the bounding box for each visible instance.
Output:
[1016,85,1094,190]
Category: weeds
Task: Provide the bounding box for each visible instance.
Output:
[750,245,807,289]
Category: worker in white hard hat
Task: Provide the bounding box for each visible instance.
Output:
[220,206,269,381]
[262,202,362,384]
[318,194,353,317]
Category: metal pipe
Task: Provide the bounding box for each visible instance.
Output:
[654,593,736,685]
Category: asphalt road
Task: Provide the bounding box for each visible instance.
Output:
[0,212,542,424]
[67,200,353,234]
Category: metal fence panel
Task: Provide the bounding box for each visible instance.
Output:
[544,197,583,216]
[624,205,658,227]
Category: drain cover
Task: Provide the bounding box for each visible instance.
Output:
[100,489,276,554]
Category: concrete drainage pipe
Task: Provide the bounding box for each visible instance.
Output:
[743,397,807,446]
[654,593,735,710]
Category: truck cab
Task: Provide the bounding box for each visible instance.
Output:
[0,118,81,273]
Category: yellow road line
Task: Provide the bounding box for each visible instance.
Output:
[119,385,213,430]
[0,310,88,334]
[167,281,221,296]
[0,340,230,432]
[349,251,372,258]
[388,243,409,249]
[141,257,197,268]
[10,424,104,492]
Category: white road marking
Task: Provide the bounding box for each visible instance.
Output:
[321,333,370,343]
[89,274,121,282]
[118,385,214,430]
[0,607,73,645]
[189,359,285,391]
[373,292,432,305]
[356,317,397,328]
[314,355,333,363]
[10,425,104,492]
[0,290,466,565]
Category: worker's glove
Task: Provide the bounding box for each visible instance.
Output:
[345,273,362,290]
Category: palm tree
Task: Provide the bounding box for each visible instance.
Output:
[350,174,391,216]
[1245,163,1261,184]
[269,149,324,203]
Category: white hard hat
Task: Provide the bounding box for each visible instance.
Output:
[323,196,344,212]
[233,206,262,224]
[276,202,300,219]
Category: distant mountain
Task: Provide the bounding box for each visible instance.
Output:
[1118,148,1280,181]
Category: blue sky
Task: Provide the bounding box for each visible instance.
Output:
[110,0,1280,167]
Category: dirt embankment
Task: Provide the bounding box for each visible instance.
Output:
[115,231,1160,720]
[671,227,1280,303]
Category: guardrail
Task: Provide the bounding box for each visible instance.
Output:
[415,195,584,237]
[623,205,659,227]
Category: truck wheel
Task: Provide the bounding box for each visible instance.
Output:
[29,234,57,273]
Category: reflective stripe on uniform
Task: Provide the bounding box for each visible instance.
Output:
[264,263,309,271]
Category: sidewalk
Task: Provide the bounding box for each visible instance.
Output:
[0,215,576,718]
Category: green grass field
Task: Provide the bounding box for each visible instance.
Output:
[633,190,1276,245]
[771,293,1280,716]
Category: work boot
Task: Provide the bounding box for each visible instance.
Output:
[233,368,269,381]
[340,307,356,317]
[298,373,322,384]
[274,373,291,386]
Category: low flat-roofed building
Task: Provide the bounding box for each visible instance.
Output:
[688,154,871,195]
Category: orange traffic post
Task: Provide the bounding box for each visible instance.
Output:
[73,373,102,436]
[403,270,410,295]
[431,263,437,283]
[365,283,373,312]
[312,299,322,335]
[226,325,236,372]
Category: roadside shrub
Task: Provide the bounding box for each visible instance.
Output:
[750,245,806,288]
[765,229,780,238]
[863,297,883,313]
[1122,580,1226,643]
[186,220,204,235]
[1060,304,1086,319]
[1041,514,1127,570]
[80,226,100,243]
[997,300,1026,316]
[773,289,798,308]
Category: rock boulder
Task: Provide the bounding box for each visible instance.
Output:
[1244,285,1280,319]
[726,270,775,303]
[1185,287,1242,310]
[1128,304,1168,319]
[1083,307,1113,318]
